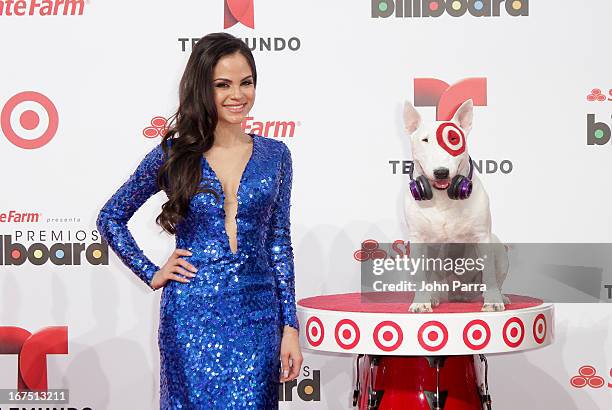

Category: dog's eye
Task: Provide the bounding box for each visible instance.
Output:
[421,137,428,142]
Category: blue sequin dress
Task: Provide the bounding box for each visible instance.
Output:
[96,134,299,409]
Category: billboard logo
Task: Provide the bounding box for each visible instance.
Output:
[224,0,254,29]
[372,0,528,18]
[0,326,68,391]
[0,91,59,149]
[278,367,321,401]
[587,114,611,145]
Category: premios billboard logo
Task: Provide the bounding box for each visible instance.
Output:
[1,91,59,149]
[372,0,528,18]
[278,365,321,402]
[586,87,612,146]
[0,231,109,266]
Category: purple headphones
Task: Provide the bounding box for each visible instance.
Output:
[409,157,474,201]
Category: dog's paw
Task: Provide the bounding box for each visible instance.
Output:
[481,302,506,312]
[431,294,441,307]
[409,303,433,313]
[502,294,511,305]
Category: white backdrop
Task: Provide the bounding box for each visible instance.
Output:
[1,1,611,409]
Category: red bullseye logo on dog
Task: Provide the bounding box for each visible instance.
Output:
[436,122,465,157]
[306,316,324,347]
[334,319,360,350]
[532,314,547,344]
[502,317,525,348]
[1,91,59,149]
[417,321,448,352]
[570,366,605,389]
[373,320,403,352]
[463,319,491,351]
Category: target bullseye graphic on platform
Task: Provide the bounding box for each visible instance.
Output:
[532,313,547,344]
[417,320,448,352]
[306,316,324,347]
[503,317,525,348]
[373,320,403,352]
[334,319,360,350]
[1,91,59,149]
[463,319,491,350]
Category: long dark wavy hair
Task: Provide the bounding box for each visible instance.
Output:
[155,32,257,235]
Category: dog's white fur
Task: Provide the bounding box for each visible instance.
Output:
[403,99,508,312]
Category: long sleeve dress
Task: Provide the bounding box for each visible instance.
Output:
[96,134,299,409]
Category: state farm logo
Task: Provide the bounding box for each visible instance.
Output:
[143,116,169,139]
[1,91,59,149]
[570,365,611,389]
[0,0,85,16]
[372,0,528,18]
[354,239,410,262]
[0,210,41,223]
[224,0,254,29]
[143,116,300,139]
[0,326,68,391]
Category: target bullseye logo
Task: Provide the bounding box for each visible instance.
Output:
[570,366,605,389]
[417,321,448,352]
[502,317,525,348]
[532,314,547,344]
[436,122,465,157]
[334,319,360,350]
[306,316,324,347]
[373,321,403,352]
[462,319,491,351]
[1,91,59,149]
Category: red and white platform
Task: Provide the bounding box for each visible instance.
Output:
[297,292,554,356]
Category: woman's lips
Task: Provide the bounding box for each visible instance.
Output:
[224,103,246,113]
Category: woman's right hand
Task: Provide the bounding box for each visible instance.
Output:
[150,249,198,290]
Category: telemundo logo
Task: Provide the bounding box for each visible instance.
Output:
[372,0,529,18]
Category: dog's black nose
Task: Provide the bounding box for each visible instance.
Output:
[433,168,449,179]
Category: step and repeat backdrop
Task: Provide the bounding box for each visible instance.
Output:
[1,1,611,409]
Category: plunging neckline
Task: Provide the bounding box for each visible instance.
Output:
[202,133,257,256]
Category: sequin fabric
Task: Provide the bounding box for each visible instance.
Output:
[96,134,299,409]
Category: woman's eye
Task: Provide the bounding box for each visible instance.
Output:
[242,80,253,86]
[215,83,229,88]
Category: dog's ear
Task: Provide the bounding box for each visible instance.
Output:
[452,99,473,135]
[403,101,421,134]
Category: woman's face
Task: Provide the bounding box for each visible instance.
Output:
[212,52,256,127]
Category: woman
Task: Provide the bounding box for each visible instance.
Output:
[96,32,302,409]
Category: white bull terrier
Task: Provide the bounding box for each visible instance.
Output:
[403,99,509,312]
